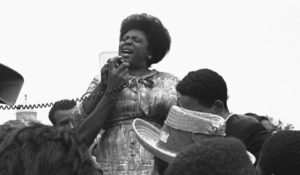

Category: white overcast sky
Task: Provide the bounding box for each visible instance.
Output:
[0,0,300,128]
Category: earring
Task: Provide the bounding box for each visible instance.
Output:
[148,55,152,60]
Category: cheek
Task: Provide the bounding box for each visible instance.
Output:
[136,42,150,53]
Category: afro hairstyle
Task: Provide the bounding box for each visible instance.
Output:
[120,13,171,66]
[165,137,256,175]
[258,130,300,175]
[0,124,101,175]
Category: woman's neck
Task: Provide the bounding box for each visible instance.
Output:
[129,68,151,77]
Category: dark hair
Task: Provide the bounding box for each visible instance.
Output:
[258,130,300,175]
[0,120,26,143]
[0,124,100,175]
[165,137,256,175]
[176,68,228,110]
[225,115,271,163]
[120,13,171,66]
[48,99,76,125]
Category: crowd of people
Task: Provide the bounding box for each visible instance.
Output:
[0,13,299,175]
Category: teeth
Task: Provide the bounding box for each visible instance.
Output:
[122,49,132,54]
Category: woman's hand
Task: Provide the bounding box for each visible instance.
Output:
[100,56,127,87]
[106,56,130,94]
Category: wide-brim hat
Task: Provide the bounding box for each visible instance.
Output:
[133,105,226,163]
[133,118,177,162]
[0,63,24,106]
[133,105,256,164]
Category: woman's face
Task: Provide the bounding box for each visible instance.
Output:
[119,29,150,69]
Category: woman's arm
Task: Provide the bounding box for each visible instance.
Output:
[81,82,106,115]
[76,92,118,146]
[76,58,129,146]
[72,64,109,127]
[81,63,110,116]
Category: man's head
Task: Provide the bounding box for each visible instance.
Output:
[165,137,256,175]
[257,130,300,175]
[245,113,274,131]
[0,120,26,144]
[48,99,76,128]
[226,114,271,163]
[176,68,229,118]
[0,124,102,175]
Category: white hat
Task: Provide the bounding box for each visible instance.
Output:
[132,105,226,163]
[133,105,256,164]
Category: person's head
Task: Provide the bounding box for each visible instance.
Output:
[245,113,274,131]
[165,137,256,175]
[0,120,26,144]
[176,68,229,118]
[257,130,300,175]
[226,114,271,163]
[119,13,171,69]
[48,99,76,128]
[0,124,102,175]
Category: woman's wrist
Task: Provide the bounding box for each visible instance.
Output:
[105,81,129,96]
[81,88,106,115]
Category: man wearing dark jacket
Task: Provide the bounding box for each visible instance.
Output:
[176,68,271,163]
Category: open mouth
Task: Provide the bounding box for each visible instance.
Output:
[121,48,134,57]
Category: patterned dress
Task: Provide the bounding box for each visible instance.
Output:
[74,69,179,175]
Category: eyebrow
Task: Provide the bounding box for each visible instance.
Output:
[123,34,141,39]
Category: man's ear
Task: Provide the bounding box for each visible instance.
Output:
[212,100,225,114]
